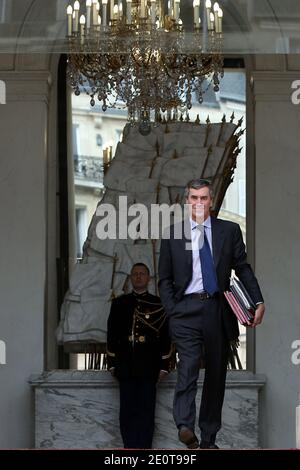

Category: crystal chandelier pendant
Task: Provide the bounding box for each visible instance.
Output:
[66,0,224,133]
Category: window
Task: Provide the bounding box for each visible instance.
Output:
[70,92,126,369]
[68,66,248,370]
[75,207,87,258]
[72,124,81,155]
[96,134,103,147]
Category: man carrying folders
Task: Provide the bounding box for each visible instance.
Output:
[158,178,265,449]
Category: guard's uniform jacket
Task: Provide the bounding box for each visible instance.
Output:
[107,291,172,380]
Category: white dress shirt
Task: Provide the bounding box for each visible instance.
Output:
[185,216,214,295]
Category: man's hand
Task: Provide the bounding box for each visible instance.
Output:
[157,370,168,383]
[251,303,265,327]
[109,367,116,376]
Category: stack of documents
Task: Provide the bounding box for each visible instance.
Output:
[224,276,256,326]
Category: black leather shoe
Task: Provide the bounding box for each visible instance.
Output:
[178,426,199,449]
[200,441,219,449]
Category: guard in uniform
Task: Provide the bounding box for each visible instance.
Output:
[107,263,172,449]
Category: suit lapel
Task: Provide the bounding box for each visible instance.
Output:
[211,216,225,267]
[181,219,193,268]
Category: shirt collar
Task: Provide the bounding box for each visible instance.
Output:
[132,289,148,296]
[190,215,211,230]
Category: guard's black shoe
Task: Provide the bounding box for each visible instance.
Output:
[178,426,199,449]
[200,441,219,449]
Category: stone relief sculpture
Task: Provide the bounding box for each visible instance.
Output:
[56,117,244,350]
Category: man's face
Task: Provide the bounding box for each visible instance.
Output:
[130,266,150,291]
[186,186,213,222]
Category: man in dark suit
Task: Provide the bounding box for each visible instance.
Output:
[158,179,265,449]
[106,263,172,449]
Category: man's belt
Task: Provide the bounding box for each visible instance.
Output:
[185,291,219,300]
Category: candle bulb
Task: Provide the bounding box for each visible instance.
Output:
[110,0,114,20]
[205,0,211,30]
[150,0,156,25]
[67,5,73,36]
[107,148,110,165]
[80,15,86,44]
[193,0,200,29]
[213,2,219,29]
[174,0,180,22]
[73,1,80,33]
[113,4,118,19]
[103,148,108,166]
[209,11,214,31]
[86,0,92,29]
[218,7,223,33]
[119,2,123,20]
[102,0,108,27]
[126,0,132,24]
[98,14,101,25]
[72,11,76,33]
[141,0,146,18]
[92,0,98,25]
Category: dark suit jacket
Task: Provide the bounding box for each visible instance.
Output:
[106,291,172,380]
[158,217,264,340]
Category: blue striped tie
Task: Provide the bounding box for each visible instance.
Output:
[200,228,219,295]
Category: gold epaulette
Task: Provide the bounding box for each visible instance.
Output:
[112,293,126,300]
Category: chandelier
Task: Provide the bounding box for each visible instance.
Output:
[66,0,224,133]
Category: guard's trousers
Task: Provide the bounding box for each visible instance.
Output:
[119,378,157,449]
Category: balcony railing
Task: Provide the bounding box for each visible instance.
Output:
[74,155,103,184]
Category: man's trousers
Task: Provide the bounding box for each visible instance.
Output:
[169,295,228,443]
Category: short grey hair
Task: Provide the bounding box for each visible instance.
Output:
[184,179,214,200]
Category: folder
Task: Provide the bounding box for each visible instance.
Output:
[224,276,256,326]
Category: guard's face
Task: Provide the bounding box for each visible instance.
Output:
[186,186,213,222]
[131,266,150,291]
